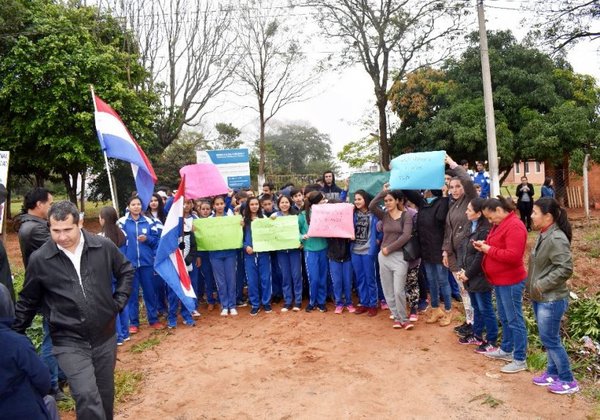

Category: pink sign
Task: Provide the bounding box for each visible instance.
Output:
[179,163,229,199]
[306,203,355,238]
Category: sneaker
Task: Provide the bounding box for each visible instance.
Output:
[500,360,527,374]
[347,304,356,313]
[281,305,291,312]
[264,304,273,313]
[367,307,378,317]
[380,301,389,310]
[183,320,196,327]
[117,340,124,346]
[454,321,468,333]
[484,348,513,362]
[548,380,580,395]
[123,336,131,342]
[533,372,559,387]
[318,304,327,313]
[229,308,238,316]
[236,300,248,308]
[354,306,369,315]
[401,322,414,330]
[439,310,453,326]
[150,322,164,330]
[305,304,315,313]
[458,334,483,346]
[474,342,497,354]
[191,310,201,318]
[167,324,176,329]
[129,326,139,334]
[417,300,429,313]
[392,321,402,329]
[389,314,395,320]
[409,313,418,322]
[293,305,301,312]
[455,323,473,338]
[220,309,228,316]
[335,305,343,314]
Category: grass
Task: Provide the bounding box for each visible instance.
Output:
[130,334,164,354]
[469,393,504,408]
[115,370,143,404]
[526,348,548,372]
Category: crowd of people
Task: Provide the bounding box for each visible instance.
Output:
[0,158,580,419]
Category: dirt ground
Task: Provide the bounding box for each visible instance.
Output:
[3,211,599,419]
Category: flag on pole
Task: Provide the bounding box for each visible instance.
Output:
[93,94,157,209]
[154,176,197,313]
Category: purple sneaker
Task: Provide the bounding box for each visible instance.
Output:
[532,372,559,387]
[548,380,580,395]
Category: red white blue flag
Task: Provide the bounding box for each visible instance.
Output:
[154,176,197,312]
[93,95,157,209]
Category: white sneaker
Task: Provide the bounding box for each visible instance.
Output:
[220,309,228,316]
[229,308,238,316]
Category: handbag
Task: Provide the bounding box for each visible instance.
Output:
[402,212,421,261]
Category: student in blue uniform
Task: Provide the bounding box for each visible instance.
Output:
[118,196,162,333]
[273,194,303,312]
[243,197,273,316]
[196,200,217,311]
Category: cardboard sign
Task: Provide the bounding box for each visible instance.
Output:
[193,216,243,251]
[180,163,229,199]
[306,203,354,238]
[348,172,390,203]
[251,216,301,252]
[389,151,445,190]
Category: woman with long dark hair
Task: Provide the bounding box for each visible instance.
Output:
[527,197,579,394]
[541,177,555,198]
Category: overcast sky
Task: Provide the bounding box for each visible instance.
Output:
[201,1,600,173]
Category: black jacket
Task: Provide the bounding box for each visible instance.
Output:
[516,183,535,203]
[16,213,50,267]
[457,219,491,293]
[327,238,351,262]
[402,190,449,264]
[13,230,134,348]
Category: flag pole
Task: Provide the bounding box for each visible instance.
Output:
[90,85,119,213]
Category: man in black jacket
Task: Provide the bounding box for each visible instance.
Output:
[14,201,134,420]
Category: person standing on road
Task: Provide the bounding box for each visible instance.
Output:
[527,197,579,395]
[14,201,134,420]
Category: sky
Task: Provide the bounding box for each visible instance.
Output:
[199,1,600,175]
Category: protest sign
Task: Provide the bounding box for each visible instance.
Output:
[306,203,354,238]
[180,163,229,199]
[348,172,390,203]
[196,148,251,189]
[0,151,9,234]
[251,216,300,253]
[193,216,243,251]
[389,150,445,190]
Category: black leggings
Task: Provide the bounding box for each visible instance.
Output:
[518,201,533,230]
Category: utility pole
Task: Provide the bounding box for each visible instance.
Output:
[477,0,500,198]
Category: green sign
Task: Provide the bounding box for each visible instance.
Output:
[348,172,390,203]
[251,216,301,253]
[193,216,243,251]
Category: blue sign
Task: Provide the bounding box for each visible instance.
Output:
[197,148,251,188]
[389,151,446,190]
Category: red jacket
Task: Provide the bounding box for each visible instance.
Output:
[482,212,528,286]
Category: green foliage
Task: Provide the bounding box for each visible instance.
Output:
[130,334,163,353]
[566,293,600,341]
[337,135,379,169]
[213,123,243,150]
[114,370,143,404]
[153,130,208,188]
[469,393,504,408]
[389,30,600,173]
[526,348,548,372]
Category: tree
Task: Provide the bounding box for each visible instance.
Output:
[313,0,470,170]
[153,130,208,188]
[107,0,239,149]
[389,31,600,186]
[337,135,379,169]
[256,122,338,175]
[213,122,243,150]
[0,0,158,205]
[235,0,317,184]
[527,1,600,52]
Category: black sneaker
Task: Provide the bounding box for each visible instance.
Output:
[453,322,468,333]
[455,323,473,338]
[264,304,273,313]
[236,300,248,308]
[250,307,260,316]
[475,341,498,354]
[318,304,327,313]
[458,334,483,346]
[305,304,315,313]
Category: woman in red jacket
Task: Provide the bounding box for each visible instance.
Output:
[473,197,528,374]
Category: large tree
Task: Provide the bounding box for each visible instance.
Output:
[0,0,157,205]
[312,0,470,169]
[389,31,600,185]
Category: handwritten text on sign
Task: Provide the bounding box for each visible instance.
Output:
[193,216,243,251]
[389,150,446,190]
[251,216,300,253]
[306,203,355,239]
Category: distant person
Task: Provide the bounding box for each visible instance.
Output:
[516,176,535,231]
[541,177,555,198]
[320,170,346,201]
[460,159,474,179]
[14,201,134,419]
[527,197,579,394]
[0,283,59,420]
[472,161,491,198]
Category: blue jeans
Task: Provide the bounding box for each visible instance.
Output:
[245,252,272,308]
[468,290,498,344]
[351,253,378,308]
[495,281,528,361]
[330,259,353,306]
[277,249,303,306]
[42,319,59,390]
[305,249,328,306]
[533,299,574,382]
[423,262,451,311]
